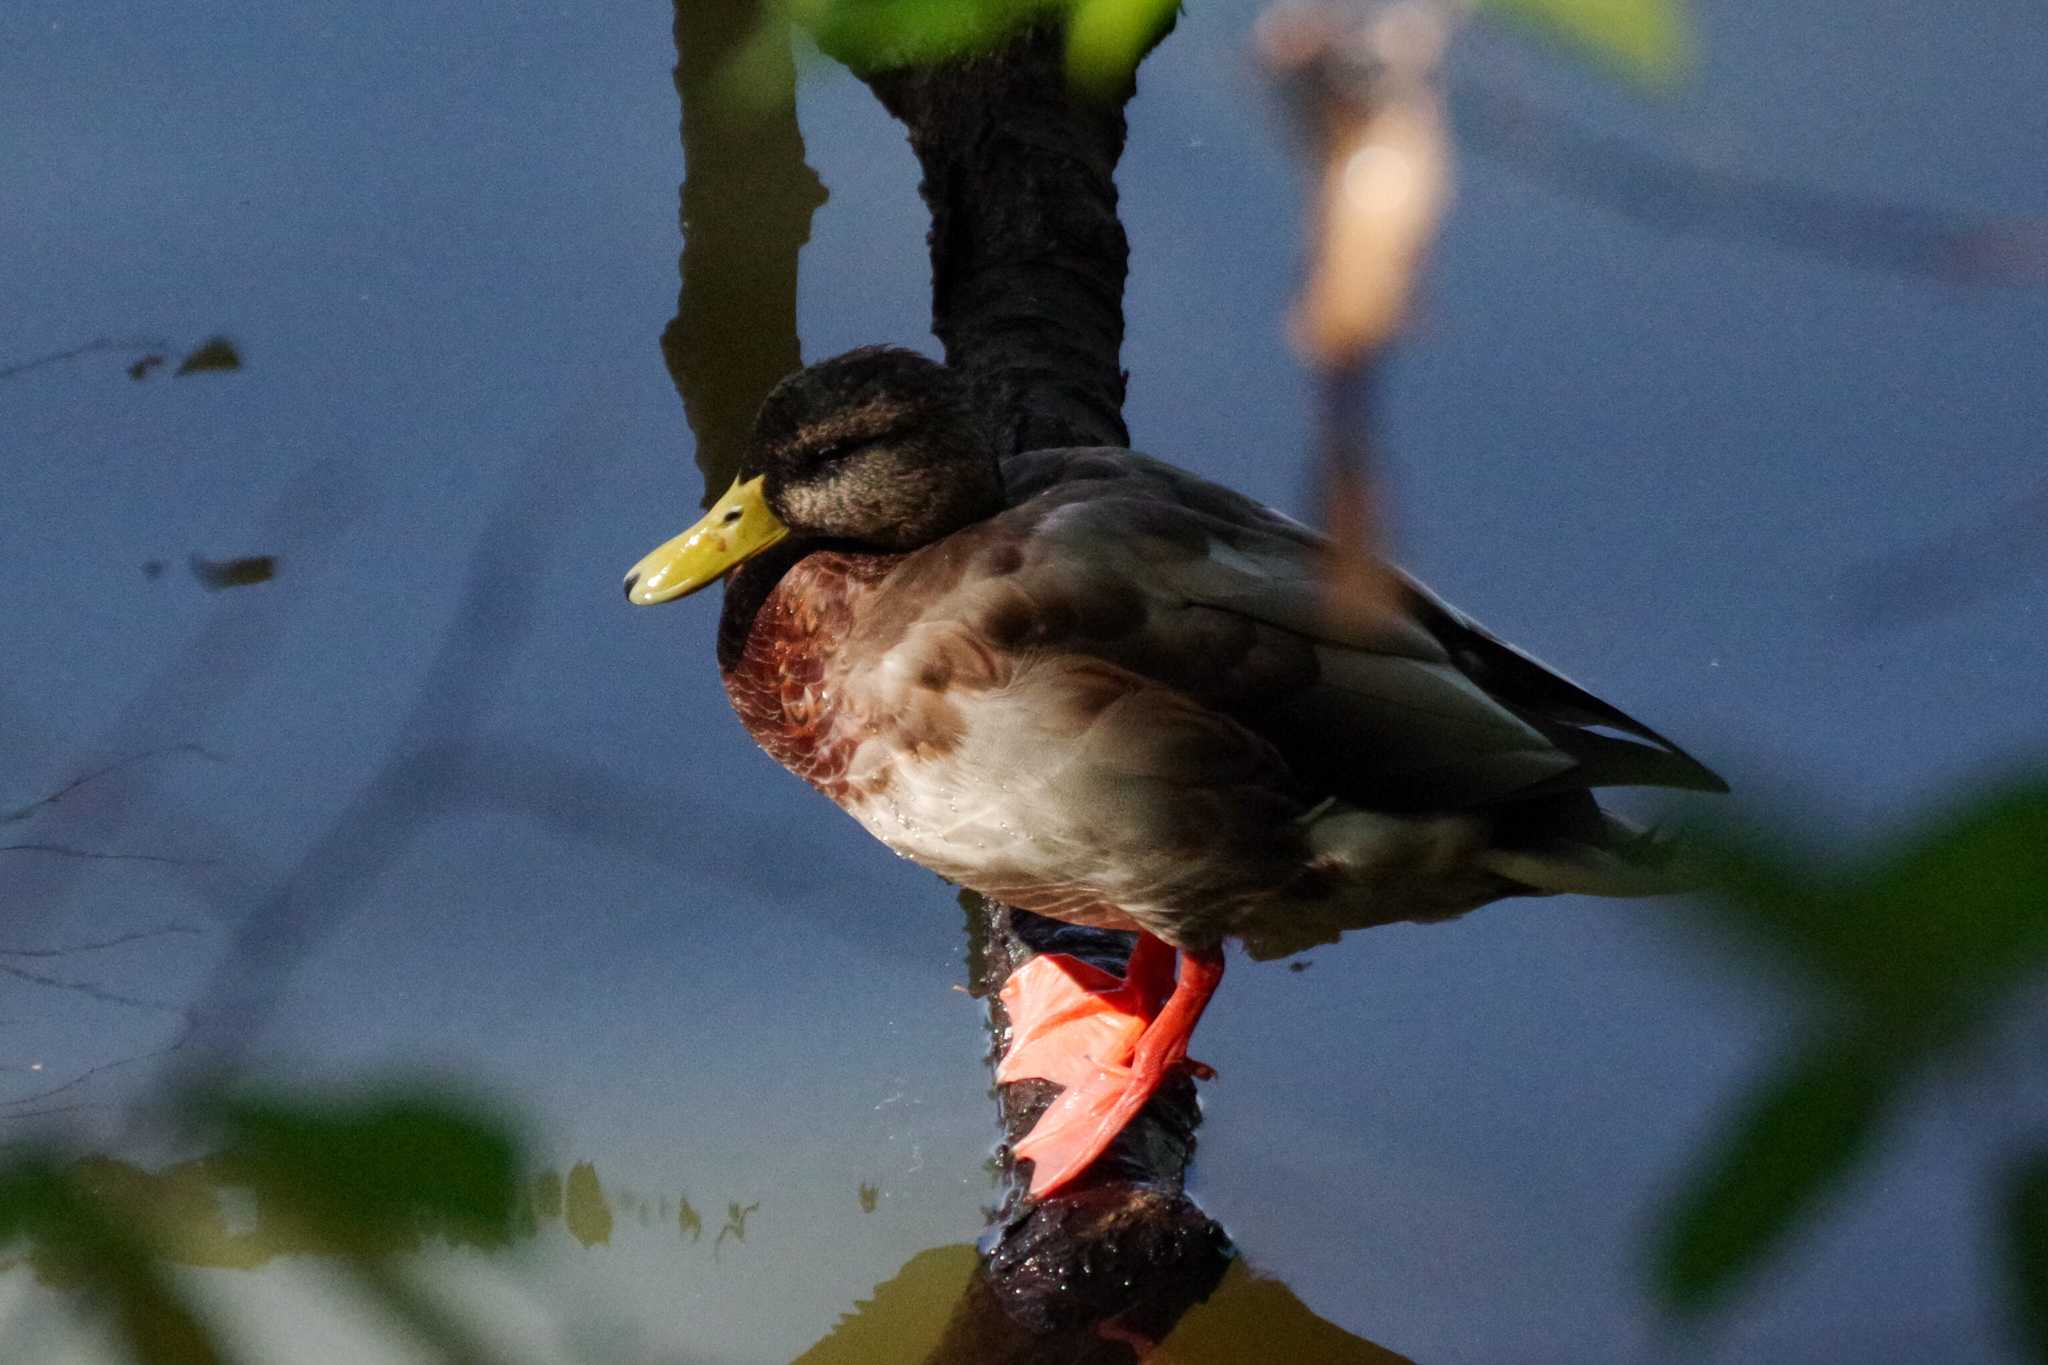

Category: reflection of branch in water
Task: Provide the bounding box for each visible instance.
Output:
[0,842,213,867]
[0,923,199,959]
[564,1161,614,1248]
[712,1198,760,1257]
[1,745,224,826]
[792,1244,1417,1365]
[176,413,602,1071]
[5,458,370,969]
[1455,76,2048,285]
[0,1029,194,1115]
[0,960,189,1014]
[188,553,278,591]
[1840,478,2048,630]
[0,335,244,382]
[663,0,826,497]
[0,336,168,381]
[678,1195,703,1241]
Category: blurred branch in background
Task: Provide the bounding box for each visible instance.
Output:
[1658,784,2048,1358]
[1454,77,2048,285]
[1261,0,1456,632]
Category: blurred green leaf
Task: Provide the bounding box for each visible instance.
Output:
[803,0,1053,74]
[2010,1153,2048,1362]
[0,1153,227,1364]
[1853,782,2048,1018]
[198,1087,521,1255]
[0,1158,58,1247]
[801,0,1172,95]
[1689,781,2048,1037]
[1479,0,1690,86]
[563,1160,614,1248]
[1064,0,1177,96]
[1654,1040,1893,1313]
[2,1089,526,1365]
[1680,832,1855,981]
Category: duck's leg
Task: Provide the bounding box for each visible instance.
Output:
[1007,942,1225,1197]
[995,934,1176,1090]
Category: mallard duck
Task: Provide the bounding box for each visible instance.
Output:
[625,346,1725,1196]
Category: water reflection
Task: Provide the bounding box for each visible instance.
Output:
[2,1149,1410,1360]
[790,1244,1413,1365]
[713,1200,762,1258]
[0,1152,789,1278]
[563,1161,613,1249]
[679,1195,705,1243]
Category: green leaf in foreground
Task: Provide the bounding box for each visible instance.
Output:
[799,0,1173,97]
[1064,0,1178,97]
[198,1088,521,1255]
[0,1154,226,1365]
[1654,1040,1893,1313]
[1851,782,2048,1021]
[1479,0,1690,86]
[2009,1153,2048,1363]
[1688,780,2048,1035]
[802,0,1053,74]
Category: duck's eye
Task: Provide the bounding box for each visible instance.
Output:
[808,438,866,466]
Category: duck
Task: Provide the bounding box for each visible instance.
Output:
[624,345,1725,1197]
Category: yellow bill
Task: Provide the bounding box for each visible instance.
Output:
[624,474,790,605]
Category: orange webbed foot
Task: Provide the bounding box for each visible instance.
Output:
[998,940,1225,1198]
[996,939,1174,1090]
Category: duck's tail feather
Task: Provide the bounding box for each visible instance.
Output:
[1480,801,1695,898]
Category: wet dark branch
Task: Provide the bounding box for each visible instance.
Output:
[937,901,1230,1361]
[813,19,1231,1356]
[839,23,1140,454]
[926,1177,1232,1364]
[661,8,1224,1349]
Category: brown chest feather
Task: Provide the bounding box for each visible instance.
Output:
[721,550,896,798]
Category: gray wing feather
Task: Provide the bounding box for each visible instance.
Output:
[1003,447,1726,808]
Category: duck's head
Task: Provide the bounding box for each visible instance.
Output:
[624,347,1000,605]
